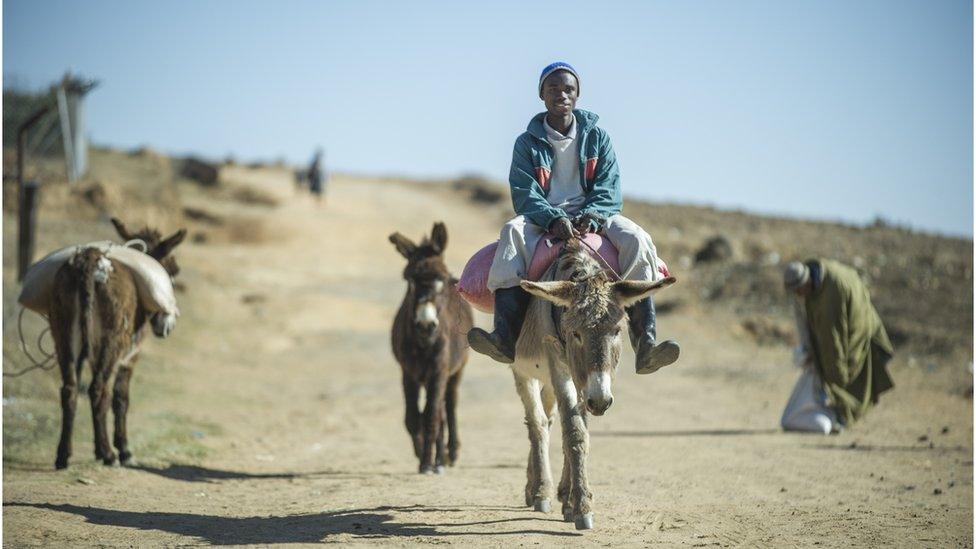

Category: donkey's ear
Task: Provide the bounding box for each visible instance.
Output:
[520,280,575,308]
[430,222,448,253]
[154,228,188,259]
[389,232,417,258]
[611,277,677,308]
[111,217,134,240]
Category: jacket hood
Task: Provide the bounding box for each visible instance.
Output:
[526,109,599,140]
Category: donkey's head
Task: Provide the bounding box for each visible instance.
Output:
[111,217,187,277]
[111,217,188,337]
[389,222,457,340]
[521,241,675,416]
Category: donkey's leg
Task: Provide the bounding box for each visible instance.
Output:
[551,372,576,521]
[88,348,118,466]
[515,373,554,512]
[445,370,462,466]
[420,372,447,474]
[112,365,135,465]
[551,368,594,529]
[541,382,568,516]
[514,374,539,506]
[557,445,572,520]
[402,374,423,460]
[435,399,448,470]
[52,320,79,470]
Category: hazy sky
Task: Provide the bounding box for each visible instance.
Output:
[4,1,973,236]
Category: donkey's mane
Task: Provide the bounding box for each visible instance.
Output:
[554,239,603,282]
[554,240,621,331]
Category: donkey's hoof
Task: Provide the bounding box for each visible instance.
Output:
[533,499,551,513]
[120,453,137,467]
[574,513,594,530]
[419,465,436,475]
[54,459,69,470]
[562,511,574,523]
[434,465,445,475]
[102,456,119,467]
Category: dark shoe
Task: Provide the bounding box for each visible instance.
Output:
[635,339,681,375]
[626,296,680,375]
[468,286,531,363]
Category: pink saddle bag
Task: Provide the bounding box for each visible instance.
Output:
[457,233,668,314]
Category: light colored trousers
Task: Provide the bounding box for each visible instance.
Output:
[487,214,660,291]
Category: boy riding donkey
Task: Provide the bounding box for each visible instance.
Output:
[468,62,680,374]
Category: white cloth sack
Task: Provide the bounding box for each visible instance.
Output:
[18,241,179,317]
[780,366,837,434]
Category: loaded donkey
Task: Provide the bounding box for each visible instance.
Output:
[49,218,186,469]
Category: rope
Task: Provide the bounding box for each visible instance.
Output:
[123,239,147,253]
[5,308,57,377]
[576,236,623,281]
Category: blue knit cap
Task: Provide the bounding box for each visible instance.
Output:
[538,61,581,97]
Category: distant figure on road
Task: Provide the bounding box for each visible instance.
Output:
[308,148,327,202]
[780,259,895,433]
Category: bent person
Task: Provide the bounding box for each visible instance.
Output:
[781,259,895,432]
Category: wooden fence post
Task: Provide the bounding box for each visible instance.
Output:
[17,181,39,280]
[16,105,51,281]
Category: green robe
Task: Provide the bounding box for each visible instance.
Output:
[804,259,895,426]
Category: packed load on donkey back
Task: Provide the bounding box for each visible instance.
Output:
[16,217,187,470]
[20,229,181,333]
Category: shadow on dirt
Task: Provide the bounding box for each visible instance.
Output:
[591,428,780,438]
[129,464,397,483]
[5,502,580,544]
[804,443,970,453]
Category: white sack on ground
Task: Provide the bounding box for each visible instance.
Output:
[780,367,838,434]
[18,241,179,317]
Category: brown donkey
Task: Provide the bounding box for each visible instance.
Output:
[48,218,186,469]
[390,222,473,474]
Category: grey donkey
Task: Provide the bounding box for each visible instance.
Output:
[510,239,676,530]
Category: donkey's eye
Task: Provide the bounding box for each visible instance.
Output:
[572,331,583,342]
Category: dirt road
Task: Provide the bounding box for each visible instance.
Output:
[3,166,972,547]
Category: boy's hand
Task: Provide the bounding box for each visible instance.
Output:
[550,217,579,240]
[573,212,606,234]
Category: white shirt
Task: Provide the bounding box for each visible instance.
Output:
[543,116,587,216]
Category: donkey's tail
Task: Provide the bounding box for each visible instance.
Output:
[68,248,105,380]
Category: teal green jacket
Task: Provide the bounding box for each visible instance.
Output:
[508,109,622,229]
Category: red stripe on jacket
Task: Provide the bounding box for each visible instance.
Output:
[535,167,551,190]
[585,157,599,182]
